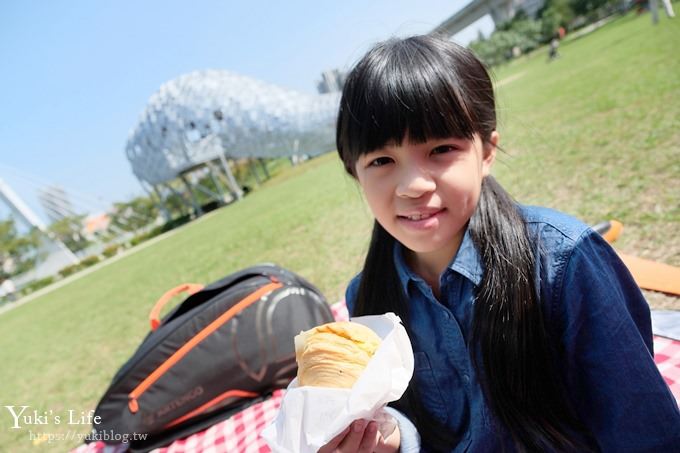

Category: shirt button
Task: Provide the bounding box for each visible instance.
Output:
[463,374,470,385]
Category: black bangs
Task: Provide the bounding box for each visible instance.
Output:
[336,35,494,175]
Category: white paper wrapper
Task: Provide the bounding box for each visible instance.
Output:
[261,313,414,453]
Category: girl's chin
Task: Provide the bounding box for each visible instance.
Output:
[397,233,464,260]
[406,246,446,257]
[400,239,449,255]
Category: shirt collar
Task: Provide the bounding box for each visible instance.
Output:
[393,226,484,295]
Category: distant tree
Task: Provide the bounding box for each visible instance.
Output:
[163,192,190,218]
[0,217,41,277]
[469,18,542,66]
[540,0,576,20]
[48,215,91,253]
[497,9,530,31]
[109,196,160,233]
[510,19,543,51]
[539,0,576,39]
[570,0,612,16]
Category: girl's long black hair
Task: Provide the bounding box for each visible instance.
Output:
[336,35,592,452]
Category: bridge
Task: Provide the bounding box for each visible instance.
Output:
[0,178,79,286]
[432,0,545,38]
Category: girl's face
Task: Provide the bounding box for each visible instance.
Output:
[355,132,497,270]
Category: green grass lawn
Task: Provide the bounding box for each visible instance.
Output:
[491,10,679,308]
[1,10,678,451]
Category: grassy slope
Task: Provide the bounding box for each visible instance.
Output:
[0,10,678,451]
[490,11,679,308]
[0,154,374,450]
[493,12,679,256]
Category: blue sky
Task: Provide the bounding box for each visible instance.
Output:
[0,1,494,225]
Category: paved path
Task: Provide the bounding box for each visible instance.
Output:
[496,71,525,87]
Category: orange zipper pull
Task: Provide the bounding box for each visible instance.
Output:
[128,397,139,413]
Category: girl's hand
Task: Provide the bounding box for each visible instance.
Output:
[317,419,400,453]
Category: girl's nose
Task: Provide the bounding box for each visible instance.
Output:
[395,167,436,198]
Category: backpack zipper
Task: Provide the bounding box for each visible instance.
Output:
[163,389,259,428]
[128,279,282,414]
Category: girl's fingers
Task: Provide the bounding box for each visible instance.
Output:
[375,424,400,453]
[317,426,350,453]
[317,420,385,453]
[356,421,380,453]
[339,419,368,451]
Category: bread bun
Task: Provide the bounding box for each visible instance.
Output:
[294,321,381,388]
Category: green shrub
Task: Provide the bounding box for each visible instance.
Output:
[102,245,120,258]
[59,264,83,278]
[21,276,55,295]
[160,215,191,232]
[129,234,149,247]
[79,256,100,268]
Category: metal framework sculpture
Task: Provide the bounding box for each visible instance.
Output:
[125,70,341,214]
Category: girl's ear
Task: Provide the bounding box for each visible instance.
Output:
[482,131,498,177]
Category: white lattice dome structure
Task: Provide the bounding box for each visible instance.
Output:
[126,69,341,187]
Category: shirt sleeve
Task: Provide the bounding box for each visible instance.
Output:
[383,407,421,453]
[554,229,680,450]
[344,273,361,317]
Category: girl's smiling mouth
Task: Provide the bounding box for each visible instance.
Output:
[397,208,446,229]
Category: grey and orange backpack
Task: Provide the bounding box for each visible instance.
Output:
[91,264,332,451]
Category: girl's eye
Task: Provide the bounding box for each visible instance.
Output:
[431,145,458,155]
[368,157,393,167]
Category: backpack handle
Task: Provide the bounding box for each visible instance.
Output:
[150,283,205,331]
[592,219,623,244]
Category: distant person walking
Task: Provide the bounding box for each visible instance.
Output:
[650,0,676,23]
[661,0,675,17]
[548,36,560,61]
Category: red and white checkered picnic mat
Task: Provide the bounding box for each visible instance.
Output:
[74,302,680,453]
[654,335,680,399]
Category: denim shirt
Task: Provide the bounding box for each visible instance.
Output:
[345,205,680,452]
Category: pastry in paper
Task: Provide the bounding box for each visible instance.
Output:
[294,321,381,388]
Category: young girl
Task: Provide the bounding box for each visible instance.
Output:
[320,35,680,452]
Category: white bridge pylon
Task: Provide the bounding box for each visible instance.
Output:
[0,177,79,280]
[433,0,545,38]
